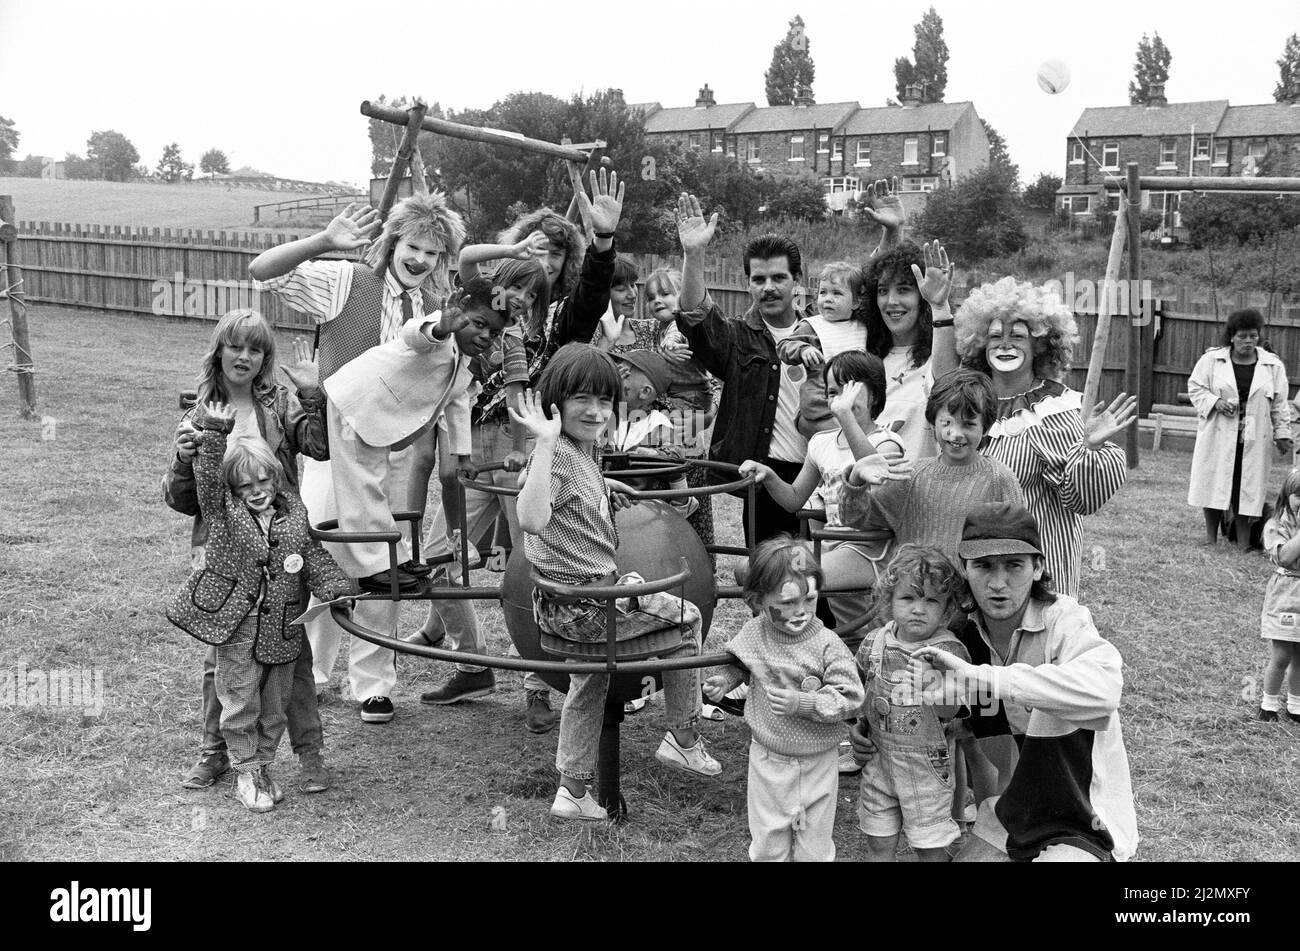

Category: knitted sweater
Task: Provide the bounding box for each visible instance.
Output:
[838,453,1026,569]
[710,616,864,756]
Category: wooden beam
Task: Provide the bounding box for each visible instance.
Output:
[361,101,590,163]
[376,101,428,222]
[0,195,38,420]
[1081,194,1128,431]
[1126,163,1142,467]
[1124,175,1300,193]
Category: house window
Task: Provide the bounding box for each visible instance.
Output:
[1101,142,1119,169]
[1149,191,1182,228]
[747,137,760,162]
[901,176,940,193]
[1213,139,1228,165]
[687,132,704,150]
[832,139,843,161]
[931,133,946,156]
[817,133,829,153]
[789,135,805,161]
[711,131,723,153]
[1159,138,1176,166]
[855,141,871,166]
[1069,142,1084,164]
[903,138,919,164]
[821,176,861,194]
[1194,136,1210,160]
[1061,194,1091,215]
[726,137,736,158]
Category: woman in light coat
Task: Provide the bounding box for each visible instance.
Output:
[1187,308,1293,547]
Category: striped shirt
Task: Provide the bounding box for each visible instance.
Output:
[255,259,424,344]
[522,434,618,585]
[982,380,1126,598]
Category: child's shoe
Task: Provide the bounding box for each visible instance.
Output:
[236,770,275,813]
[837,740,862,776]
[656,731,722,776]
[549,786,609,822]
[1258,707,1280,722]
[180,751,229,789]
[298,750,331,793]
[260,766,285,803]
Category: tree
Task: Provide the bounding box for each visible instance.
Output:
[894,6,949,103]
[157,142,193,183]
[63,153,98,180]
[1128,32,1172,105]
[764,15,815,106]
[1023,172,1062,211]
[12,154,45,177]
[200,148,230,177]
[0,116,19,172]
[981,118,1019,185]
[915,163,1028,261]
[86,130,139,182]
[761,172,828,222]
[1276,33,1300,102]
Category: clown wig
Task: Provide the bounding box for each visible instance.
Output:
[955,276,1079,380]
[363,191,466,306]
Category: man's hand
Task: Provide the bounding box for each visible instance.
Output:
[605,478,639,512]
[579,167,625,236]
[909,240,954,309]
[455,455,478,481]
[766,686,801,716]
[829,380,863,418]
[510,231,550,260]
[703,675,729,703]
[507,388,562,446]
[503,449,528,472]
[430,308,471,340]
[675,192,718,254]
[278,337,319,394]
[1083,392,1139,449]
[1277,437,1294,456]
[739,459,775,484]
[322,202,381,252]
[910,645,978,704]
[848,718,877,766]
[857,177,905,231]
[175,421,199,462]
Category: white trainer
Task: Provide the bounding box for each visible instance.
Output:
[550,786,609,822]
[655,731,722,777]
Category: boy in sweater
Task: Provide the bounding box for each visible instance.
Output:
[838,369,1025,567]
[704,537,865,862]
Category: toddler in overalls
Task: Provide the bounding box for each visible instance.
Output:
[856,544,972,861]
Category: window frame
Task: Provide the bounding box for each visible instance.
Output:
[789,134,805,161]
[1101,142,1119,170]
[903,137,919,165]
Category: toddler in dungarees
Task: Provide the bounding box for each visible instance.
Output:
[856,544,971,861]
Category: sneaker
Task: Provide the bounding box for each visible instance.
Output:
[837,741,862,776]
[524,690,558,733]
[1259,707,1280,722]
[549,786,608,822]
[625,695,650,715]
[181,751,230,789]
[655,731,722,777]
[260,766,285,804]
[298,750,331,794]
[420,670,495,705]
[403,629,446,648]
[361,696,395,723]
[236,770,275,813]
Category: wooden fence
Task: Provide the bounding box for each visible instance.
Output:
[253,194,366,224]
[12,221,1300,400]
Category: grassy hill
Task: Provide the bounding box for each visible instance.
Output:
[0,177,336,231]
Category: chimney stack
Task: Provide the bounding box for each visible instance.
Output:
[793,84,814,108]
[695,84,715,108]
[900,82,924,107]
[1147,82,1167,107]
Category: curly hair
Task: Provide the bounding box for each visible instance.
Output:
[872,544,968,625]
[955,276,1078,379]
[862,240,931,369]
[498,208,584,301]
[1222,307,1265,347]
[364,191,466,306]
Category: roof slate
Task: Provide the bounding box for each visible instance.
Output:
[841,101,974,135]
[1069,101,1229,137]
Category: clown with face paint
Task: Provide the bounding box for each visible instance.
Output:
[704,537,865,862]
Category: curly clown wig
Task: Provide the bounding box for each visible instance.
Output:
[363,191,466,305]
[955,276,1079,380]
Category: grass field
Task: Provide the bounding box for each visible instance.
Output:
[1,304,1297,862]
[0,178,338,232]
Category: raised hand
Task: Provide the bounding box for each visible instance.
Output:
[598,311,627,346]
[508,388,562,445]
[909,241,954,309]
[322,202,381,252]
[200,400,236,431]
[828,379,863,418]
[278,337,319,394]
[675,192,718,254]
[857,177,905,231]
[431,307,471,340]
[850,450,913,486]
[1083,392,1139,449]
[579,167,625,236]
[511,231,551,260]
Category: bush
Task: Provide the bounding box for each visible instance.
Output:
[915,164,1028,261]
[759,171,829,223]
[1023,172,1062,211]
[1181,192,1300,247]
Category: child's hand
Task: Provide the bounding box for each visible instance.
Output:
[278,337,319,393]
[508,388,562,446]
[829,380,863,418]
[850,451,912,486]
[848,718,877,766]
[766,686,801,716]
[800,348,826,370]
[175,421,199,461]
[703,675,729,702]
[510,231,550,260]
[660,340,693,365]
[322,202,381,252]
[578,167,625,237]
[909,240,954,309]
[202,401,236,428]
[430,308,471,340]
[857,177,905,231]
[599,311,627,346]
[605,478,639,512]
[739,459,774,484]
[675,192,718,254]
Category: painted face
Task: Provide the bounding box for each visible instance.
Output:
[390,234,445,289]
[619,366,655,411]
[1231,328,1260,360]
[453,306,508,357]
[876,277,921,343]
[890,573,950,643]
[503,282,537,321]
[220,335,265,389]
[747,256,797,321]
[232,466,276,515]
[964,554,1043,623]
[759,576,819,637]
[985,319,1035,376]
[647,284,680,324]
[560,392,615,445]
[539,236,568,291]
[826,372,873,425]
[610,282,637,319]
[817,276,856,323]
[934,408,985,465]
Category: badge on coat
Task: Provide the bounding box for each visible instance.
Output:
[284,553,304,574]
[800,676,822,692]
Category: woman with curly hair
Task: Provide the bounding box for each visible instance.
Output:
[934,276,1137,597]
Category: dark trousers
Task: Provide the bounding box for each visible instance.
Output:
[742,458,805,546]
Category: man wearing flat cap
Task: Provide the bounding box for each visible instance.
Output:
[851,501,1138,861]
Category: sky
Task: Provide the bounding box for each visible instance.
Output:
[1,0,1297,187]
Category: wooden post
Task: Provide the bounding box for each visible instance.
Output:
[1080,192,1128,429]
[376,101,428,222]
[1132,163,1155,427]
[1126,162,1142,467]
[0,195,38,420]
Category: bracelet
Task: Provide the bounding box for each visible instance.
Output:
[593,231,615,239]
[932,317,955,328]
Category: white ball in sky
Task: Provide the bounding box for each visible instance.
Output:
[1037,59,1071,95]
